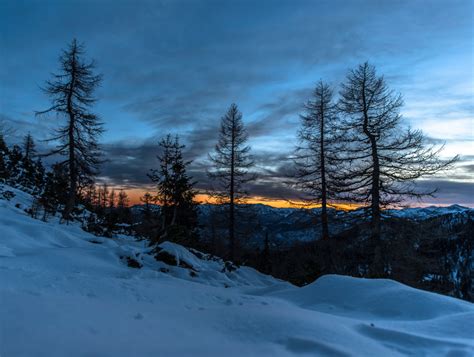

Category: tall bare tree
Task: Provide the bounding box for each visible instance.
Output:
[208,103,255,261]
[337,62,457,241]
[294,81,339,240]
[36,39,103,220]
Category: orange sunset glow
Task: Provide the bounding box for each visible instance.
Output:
[124,188,359,210]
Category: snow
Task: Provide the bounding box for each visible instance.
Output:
[1,184,473,356]
[385,204,472,220]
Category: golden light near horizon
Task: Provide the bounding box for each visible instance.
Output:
[122,187,464,210]
[123,189,359,210]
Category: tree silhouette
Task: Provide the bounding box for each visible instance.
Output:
[148,134,197,244]
[23,133,36,161]
[293,81,340,240]
[208,103,255,261]
[337,62,457,243]
[36,39,103,220]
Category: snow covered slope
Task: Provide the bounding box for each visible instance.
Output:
[1,185,473,356]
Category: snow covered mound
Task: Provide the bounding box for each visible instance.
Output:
[273,275,472,320]
[1,185,473,356]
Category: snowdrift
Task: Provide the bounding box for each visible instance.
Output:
[1,185,473,356]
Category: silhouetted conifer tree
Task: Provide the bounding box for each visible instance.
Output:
[36,39,103,220]
[23,133,36,161]
[208,103,255,261]
[0,133,9,182]
[293,81,340,240]
[109,189,116,209]
[40,163,69,219]
[148,134,198,244]
[19,134,42,191]
[337,62,457,246]
[140,192,155,220]
[7,145,23,182]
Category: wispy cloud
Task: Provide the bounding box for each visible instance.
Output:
[0,0,472,204]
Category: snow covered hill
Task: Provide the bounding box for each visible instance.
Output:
[1,186,473,356]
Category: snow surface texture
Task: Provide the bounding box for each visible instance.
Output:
[1,185,473,356]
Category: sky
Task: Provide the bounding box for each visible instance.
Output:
[0,0,473,206]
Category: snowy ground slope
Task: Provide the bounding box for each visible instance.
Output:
[1,186,473,356]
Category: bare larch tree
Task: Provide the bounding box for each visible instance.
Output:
[294,81,339,240]
[208,103,255,261]
[337,62,457,241]
[36,39,103,220]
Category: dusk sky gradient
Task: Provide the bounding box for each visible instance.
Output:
[0,0,473,206]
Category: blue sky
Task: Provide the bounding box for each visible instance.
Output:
[0,0,473,205]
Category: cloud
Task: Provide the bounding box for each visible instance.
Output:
[1,0,472,205]
[460,164,474,173]
[411,180,474,206]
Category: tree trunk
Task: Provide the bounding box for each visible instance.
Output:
[370,148,381,241]
[63,44,77,221]
[319,94,329,241]
[361,76,381,241]
[361,74,383,276]
[170,205,177,226]
[229,121,236,261]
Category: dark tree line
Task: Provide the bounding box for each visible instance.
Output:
[1,39,459,277]
[0,131,45,194]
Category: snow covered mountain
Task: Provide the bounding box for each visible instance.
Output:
[192,203,474,246]
[1,185,474,356]
[385,204,473,220]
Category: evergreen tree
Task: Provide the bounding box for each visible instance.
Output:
[117,189,129,209]
[140,192,156,220]
[36,39,103,220]
[136,192,159,240]
[81,184,97,210]
[117,189,132,224]
[40,163,69,219]
[7,145,23,183]
[293,81,339,240]
[100,183,109,209]
[109,189,116,209]
[208,103,255,261]
[0,133,9,182]
[148,134,198,244]
[33,159,46,193]
[19,134,40,190]
[23,133,36,161]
